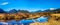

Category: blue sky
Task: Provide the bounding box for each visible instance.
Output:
[0,0,60,12]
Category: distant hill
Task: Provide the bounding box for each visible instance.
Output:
[0,8,60,14]
[0,8,6,13]
[30,10,42,14]
[55,8,60,13]
[8,9,17,14]
[32,8,60,14]
[41,8,60,13]
[17,10,29,13]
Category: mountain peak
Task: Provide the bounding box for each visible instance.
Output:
[8,9,17,14]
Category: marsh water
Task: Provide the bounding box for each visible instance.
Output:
[0,16,49,25]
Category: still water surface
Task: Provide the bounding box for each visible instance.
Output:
[0,16,49,25]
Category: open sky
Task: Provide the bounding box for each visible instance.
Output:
[0,0,60,12]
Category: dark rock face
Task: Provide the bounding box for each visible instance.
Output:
[0,8,6,13]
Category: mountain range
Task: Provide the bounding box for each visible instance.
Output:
[0,8,60,14]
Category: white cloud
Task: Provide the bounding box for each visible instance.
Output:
[50,8,55,10]
[1,2,9,5]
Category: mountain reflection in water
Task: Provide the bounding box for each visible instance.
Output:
[36,16,48,22]
[0,16,49,25]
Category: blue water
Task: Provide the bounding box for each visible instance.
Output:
[37,16,48,22]
[0,16,49,25]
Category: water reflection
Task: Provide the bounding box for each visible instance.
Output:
[0,16,49,25]
[36,16,48,22]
